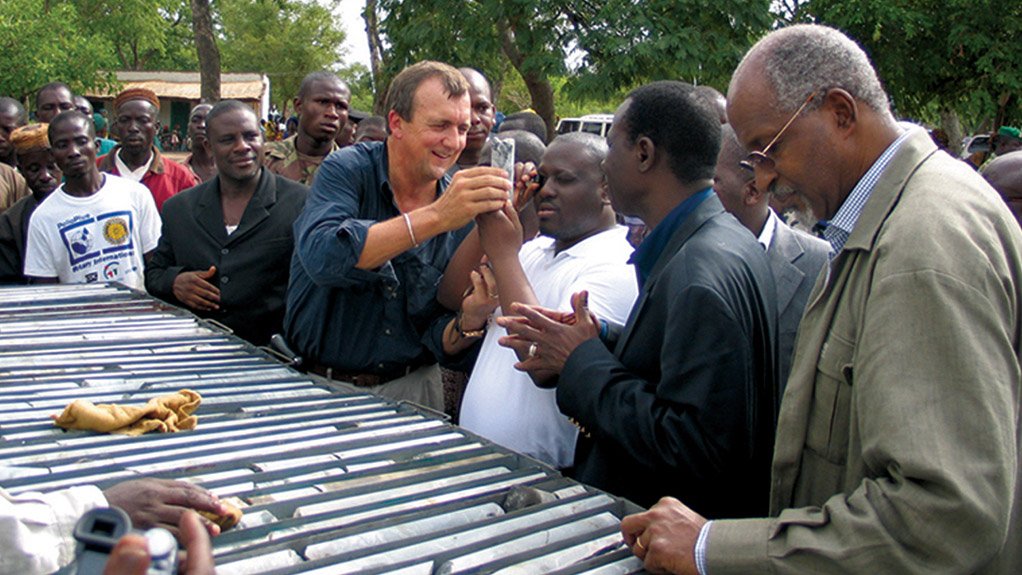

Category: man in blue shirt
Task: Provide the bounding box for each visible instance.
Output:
[284,61,511,411]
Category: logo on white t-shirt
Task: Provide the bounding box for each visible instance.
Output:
[103,261,120,279]
[67,226,94,258]
[103,217,130,245]
[59,211,136,267]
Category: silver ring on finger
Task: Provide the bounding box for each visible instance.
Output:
[527,342,538,358]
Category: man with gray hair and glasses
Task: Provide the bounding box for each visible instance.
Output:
[621,24,1022,574]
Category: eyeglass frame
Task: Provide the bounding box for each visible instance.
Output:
[739,91,819,179]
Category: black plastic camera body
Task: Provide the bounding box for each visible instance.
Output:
[57,506,178,575]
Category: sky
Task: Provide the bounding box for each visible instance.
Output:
[335,0,372,69]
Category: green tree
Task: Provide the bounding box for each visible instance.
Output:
[376,0,566,138]
[568,0,773,99]
[0,0,117,101]
[71,0,195,70]
[340,63,376,113]
[797,0,1022,145]
[376,0,510,115]
[218,0,348,112]
[373,0,774,138]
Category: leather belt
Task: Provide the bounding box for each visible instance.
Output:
[307,362,419,388]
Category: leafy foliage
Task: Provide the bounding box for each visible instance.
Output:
[0,0,117,101]
[801,0,1021,131]
[371,0,773,128]
[567,0,773,99]
[340,63,376,113]
[71,0,195,70]
[4,0,1018,137]
[1,0,350,117]
[376,0,566,131]
[377,0,510,98]
[218,0,348,112]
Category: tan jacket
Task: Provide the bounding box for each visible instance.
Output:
[708,128,1022,573]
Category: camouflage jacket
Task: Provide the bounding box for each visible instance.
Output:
[263,135,338,186]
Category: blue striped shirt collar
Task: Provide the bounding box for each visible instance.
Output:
[823,126,915,256]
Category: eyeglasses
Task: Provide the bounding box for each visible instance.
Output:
[739,91,818,177]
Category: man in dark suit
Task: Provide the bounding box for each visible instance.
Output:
[714,123,829,385]
[497,81,781,517]
[145,100,307,345]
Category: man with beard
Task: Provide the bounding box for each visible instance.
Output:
[497,81,780,517]
[453,68,495,170]
[455,132,637,469]
[98,88,198,211]
[0,123,59,283]
[0,97,29,211]
[182,103,216,182]
[146,100,307,345]
[264,72,350,185]
[34,82,74,123]
[714,123,829,385]
[284,61,510,411]
[24,111,160,290]
[620,25,1022,575]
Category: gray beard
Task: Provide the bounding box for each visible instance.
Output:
[770,183,818,232]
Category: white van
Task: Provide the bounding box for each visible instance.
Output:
[555,114,614,138]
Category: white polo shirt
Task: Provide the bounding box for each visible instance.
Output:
[460,226,638,468]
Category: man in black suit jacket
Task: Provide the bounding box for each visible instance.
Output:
[146,100,307,345]
[498,82,781,518]
[714,124,830,386]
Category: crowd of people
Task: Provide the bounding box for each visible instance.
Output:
[0,22,1020,575]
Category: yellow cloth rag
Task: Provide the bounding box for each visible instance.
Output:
[52,389,201,436]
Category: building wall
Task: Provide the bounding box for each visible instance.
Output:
[88,97,261,135]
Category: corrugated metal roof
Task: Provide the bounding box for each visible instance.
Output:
[0,284,646,574]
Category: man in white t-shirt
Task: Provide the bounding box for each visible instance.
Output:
[24,111,160,291]
[452,132,638,468]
